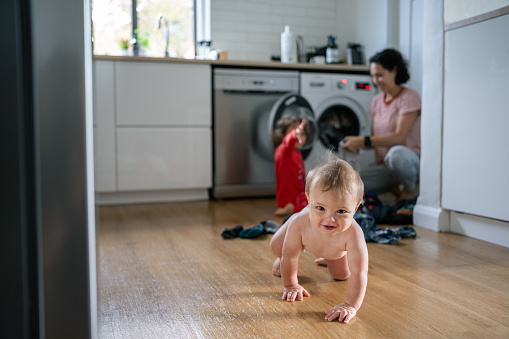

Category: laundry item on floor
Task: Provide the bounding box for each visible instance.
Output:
[221,220,280,239]
[220,225,244,239]
[362,190,417,225]
[355,209,417,245]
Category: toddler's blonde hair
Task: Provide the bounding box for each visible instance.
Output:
[305,151,364,203]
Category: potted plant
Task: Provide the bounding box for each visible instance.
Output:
[118,38,130,56]
[135,29,150,56]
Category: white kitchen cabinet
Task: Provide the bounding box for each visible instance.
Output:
[92,59,212,204]
[116,127,211,191]
[115,61,211,126]
[442,13,509,223]
[93,60,116,192]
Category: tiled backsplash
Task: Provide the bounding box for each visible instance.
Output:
[211,0,338,61]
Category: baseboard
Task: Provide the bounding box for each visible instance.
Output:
[95,189,209,206]
[413,204,450,232]
[450,211,509,248]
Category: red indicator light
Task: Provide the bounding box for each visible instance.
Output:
[342,79,347,84]
[359,83,364,87]
[366,85,371,90]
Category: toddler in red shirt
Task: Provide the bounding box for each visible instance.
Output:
[272,116,308,216]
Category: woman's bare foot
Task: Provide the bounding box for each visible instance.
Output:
[274,203,294,216]
[272,257,282,276]
[315,258,327,266]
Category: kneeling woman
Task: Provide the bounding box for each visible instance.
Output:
[341,48,421,200]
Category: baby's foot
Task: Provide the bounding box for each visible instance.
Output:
[272,257,282,277]
[274,203,294,216]
[315,258,327,266]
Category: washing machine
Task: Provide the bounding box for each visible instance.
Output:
[298,72,387,190]
[264,72,387,191]
[212,69,386,199]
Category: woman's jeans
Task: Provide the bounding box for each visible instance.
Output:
[382,145,420,192]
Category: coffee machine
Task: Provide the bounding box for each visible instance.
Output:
[347,43,365,65]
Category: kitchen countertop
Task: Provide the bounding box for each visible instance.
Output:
[93,55,370,74]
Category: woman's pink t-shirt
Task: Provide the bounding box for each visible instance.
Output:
[370,87,421,164]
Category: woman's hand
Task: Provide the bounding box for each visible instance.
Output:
[341,136,364,153]
[325,302,357,323]
[282,284,310,302]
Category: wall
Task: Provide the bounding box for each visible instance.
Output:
[335,0,397,64]
[413,0,449,231]
[210,0,339,61]
[398,0,423,97]
[210,0,397,63]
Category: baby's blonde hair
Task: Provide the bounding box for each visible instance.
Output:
[305,151,364,203]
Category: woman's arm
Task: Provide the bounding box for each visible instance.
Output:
[342,111,419,152]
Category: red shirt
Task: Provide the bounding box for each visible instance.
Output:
[274,129,308,213]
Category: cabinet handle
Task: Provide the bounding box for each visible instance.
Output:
[309,82,325,87]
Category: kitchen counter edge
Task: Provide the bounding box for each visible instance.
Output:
[93,55,370,73]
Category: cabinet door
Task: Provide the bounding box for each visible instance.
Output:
[442,14,509,222]
[93,60,116,192]
[117,127,212,191]
[115,62,211,126]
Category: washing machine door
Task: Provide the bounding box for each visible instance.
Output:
[317,103,361,152]
[267,93,317,159]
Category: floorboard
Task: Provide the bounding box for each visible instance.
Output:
[96,198,509,338]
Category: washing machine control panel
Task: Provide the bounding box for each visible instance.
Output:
[355,82,371,91]
[336,78,371,91]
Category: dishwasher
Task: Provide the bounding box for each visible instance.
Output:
[212,68,300,199]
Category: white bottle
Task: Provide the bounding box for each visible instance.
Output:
[281,25,297,63]
[326,34,340,64]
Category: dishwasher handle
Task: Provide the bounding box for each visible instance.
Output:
[309,81,326,87]
[222,89,293,95]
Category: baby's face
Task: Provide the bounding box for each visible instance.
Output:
[306,185,361,237]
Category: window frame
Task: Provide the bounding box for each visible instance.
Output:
[92,0,209,58]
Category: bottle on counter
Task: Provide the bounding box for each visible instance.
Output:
[326,34,340,64]
[281,25,297,63]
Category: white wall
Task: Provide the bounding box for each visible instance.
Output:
[210,0,339,61]
[413,0,449,231]
[398,0,423,97]
[335,0,397,64]
[210,0,398,63]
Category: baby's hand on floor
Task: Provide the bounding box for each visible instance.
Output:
[282,284,310,302]
[325,303,357,323]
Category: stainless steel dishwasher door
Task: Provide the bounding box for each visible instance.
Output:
[213,69,299,199]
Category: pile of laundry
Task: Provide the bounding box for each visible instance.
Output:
[356,190,417,245]
[221,220,280,239]
[219,191,417,245]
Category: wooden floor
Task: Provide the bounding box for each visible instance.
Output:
[97,198,509,338]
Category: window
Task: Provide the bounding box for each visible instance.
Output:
[91,0,196,58]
